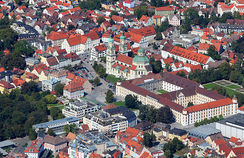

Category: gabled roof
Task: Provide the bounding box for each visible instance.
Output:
[84,31,99,41]
[67,35,88,46]
[155,6,174,11]
[24,138,43,154]
[0,80,14,89]
[46,31,68,41]
[170,46,211,64]
[64,79,84,93]
[116,53,133,65]
[186,98,232,113]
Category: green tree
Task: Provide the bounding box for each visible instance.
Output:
[29,129,37,140]
[93,77,100,86]
[54,83,64,96]
[158,19,170,32]
[125,94,140,109]
[187,102,194,107]
[97,16,106,25]
[143,132,156,147]
[150,57,162,73]
[79,0,101,10]
[50,107,64,120]
[229,71,241,83]
[153,43,158,50]
[13,40,34,57]
[207,45,221,60]
[105,90,114,103]
[155,32,162,40]
[47,128,55,136]
[134,6,149,19]
[164,150,172,158]
[45,95,57,104]
[64,124,77,134]
[68,24,75,30]
[156,106,173,123]
[219,63,231,80]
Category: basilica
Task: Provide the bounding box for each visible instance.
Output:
[106,33,152,80]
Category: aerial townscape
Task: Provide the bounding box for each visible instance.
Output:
[1,0,244,158]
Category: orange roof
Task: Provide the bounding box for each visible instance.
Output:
[67,35,88,46]
[129,26,156,37]
[89,153,102,158]
[112,15,124,22]
[140,152,153,158]
[198,43,210,51]
[0,67,5,73]
[64,79,84,92]
[152,15,162,19]
[186,98,233,113]
[102,104,117,110]
[170,46,211,64]
[155,6,174,11]
[84,31,99,41]
[229,137,240,144]
[24,139,43,153]
[13,78,25,87]
[116,54,133,65]
[130,32,143,43]
[46,31,68,41]
[140,15,150,23]
[66,132,76,141]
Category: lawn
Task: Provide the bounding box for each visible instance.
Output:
[203,82,239,97]
[113,101,126,107]
[226,84,241,89]
[203,83,218,89]
[47,103,63,109]
[157,89,168,94]
[106,74,120,85]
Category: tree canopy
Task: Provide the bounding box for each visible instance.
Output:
[143,132,156,147]
[105,90,114,103]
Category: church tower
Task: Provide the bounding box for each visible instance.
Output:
[106,35,116,74]
[119,32,127,54]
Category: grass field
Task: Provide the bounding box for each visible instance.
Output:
[203,82,240,97]
[47,103,64,110]
[157,89,168,94]
[106,74,120,85]
[113,101,126,107]
[203,83,218,90]
[226,84,241,89]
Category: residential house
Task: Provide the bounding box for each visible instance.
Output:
[155,6,174,16]
[115,127,150,157]
[168,128,187,141]
[139,15,153,26]
[42,77,61,92]
[123,0,135,8]
[168,14,181,26]
[0,80,14,93]
[24,138,44,158]
[63,79,84,99]
[90,44,107,61]
[46,31,69,48]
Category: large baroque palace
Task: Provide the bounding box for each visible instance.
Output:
[106,34,152,80]
[116,72,238,126]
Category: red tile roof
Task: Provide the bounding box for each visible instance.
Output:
[0,80,14,89]
[64,79,84,93]
[170,46,211,64]
[116,53,133,65]
[129,26,156,37]
[13,78,25,87]
[84,31,99,41]
[89,153,102,158]
[24,139,43,154]
[67,35,88,46]
[155,6,174,11]
[198,43,210,51]
[186,98,232,113]
[46,31,68,41]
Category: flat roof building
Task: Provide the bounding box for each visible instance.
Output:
[33,117,79,135]
[216,113,244,140]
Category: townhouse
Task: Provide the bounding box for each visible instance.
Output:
[46,31,69,48]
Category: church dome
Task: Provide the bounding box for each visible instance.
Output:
[120,32,126,40]
[133,55,149,63]
[108,35,114,43]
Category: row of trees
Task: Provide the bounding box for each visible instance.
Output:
[125,95,174,124]
[163,138,185,158]
[194,115,223,127]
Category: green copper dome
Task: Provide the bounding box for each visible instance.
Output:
[133,55,149,63]
[108,34,114,43]
[120,32,126,40]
